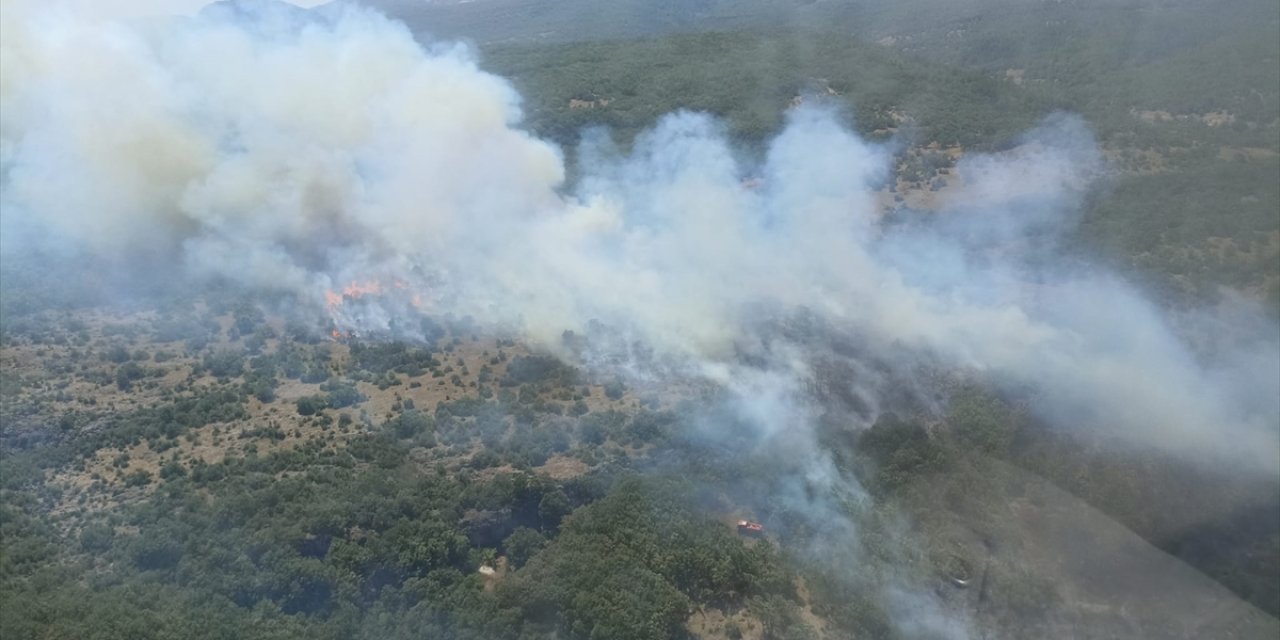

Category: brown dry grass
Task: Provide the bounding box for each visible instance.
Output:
[686,607,765,640]
[23,309,652,517]
[535,454,589,480]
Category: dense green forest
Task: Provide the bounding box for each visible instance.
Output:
[474,23,1278,309]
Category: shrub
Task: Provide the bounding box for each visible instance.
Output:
[123,469,153,487]
[296,396,327,416]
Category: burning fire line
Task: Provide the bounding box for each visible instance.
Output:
[323,278,429,341]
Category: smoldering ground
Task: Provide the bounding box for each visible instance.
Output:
[1,0,1277,636]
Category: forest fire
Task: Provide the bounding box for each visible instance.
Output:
[325,280,389,312]
[323,279,417,311]
[322,277,430,341]
[343,280,386,299]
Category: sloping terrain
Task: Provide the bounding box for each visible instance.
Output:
[900,457,1279,638]
[3,300,1277,638]
[1,2,1276,638]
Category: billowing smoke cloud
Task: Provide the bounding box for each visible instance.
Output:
[3,0,1276,476]
[2,0,1276,506]
[5,1,1277,636]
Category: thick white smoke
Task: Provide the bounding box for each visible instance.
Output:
[2,0,1276,481]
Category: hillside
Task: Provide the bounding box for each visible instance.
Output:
[1,1,1277,639]
[2,301,1277,638]
[364,0,1279,305]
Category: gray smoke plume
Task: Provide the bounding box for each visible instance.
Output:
[2,0,1275,472]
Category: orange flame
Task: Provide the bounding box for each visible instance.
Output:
[325,279,387,313]
[342,280,384,298]
[324,277,429,322]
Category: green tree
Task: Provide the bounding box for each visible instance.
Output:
[296,395,327,416]
[503,527,547,569]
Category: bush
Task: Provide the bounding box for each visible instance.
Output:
[604,379,626,401]
[115,362,145,390]
[123,469,153,487]
[296,396,327,416]
[388,410,434,439]
[502,355,577,387]
[503,527,547,569]
[159,462,187,480]
[129,535,182,571]
[105,344,131,364]
[203,349,245,379]
[79,523,115,553]
[324,383,364,409]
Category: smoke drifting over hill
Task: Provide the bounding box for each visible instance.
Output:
[2,0,1276,489]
